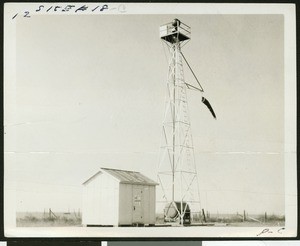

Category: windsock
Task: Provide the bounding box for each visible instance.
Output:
[202,96,217,119]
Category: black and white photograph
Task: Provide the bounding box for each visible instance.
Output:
[4,3,297,238]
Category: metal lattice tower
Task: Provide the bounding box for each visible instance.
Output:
[157,19,202,225]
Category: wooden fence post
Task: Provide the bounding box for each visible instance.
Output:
[264,212,267,223]
[202,209,207,223]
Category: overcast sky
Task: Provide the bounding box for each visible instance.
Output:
[5,14,285,215]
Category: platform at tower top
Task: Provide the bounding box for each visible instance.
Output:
[159,20,191,43]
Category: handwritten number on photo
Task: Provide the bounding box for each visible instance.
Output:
[100,5,108,11]
[75,5,88,13]
[62,5,75,12]
[24,11,30,18]
[36,5,44,12]
[12,4,122,19]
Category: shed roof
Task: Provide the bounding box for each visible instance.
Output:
[83,167,158,186]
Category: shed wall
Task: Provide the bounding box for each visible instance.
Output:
[118,183,133,225]
[119,183,156,225]
[82,172,119,226]
[145,185,156,224]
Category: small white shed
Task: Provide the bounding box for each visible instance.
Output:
[82,167,158,226]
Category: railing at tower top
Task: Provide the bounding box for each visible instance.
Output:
[159,21,191,42]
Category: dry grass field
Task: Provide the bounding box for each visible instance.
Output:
[156,213,285,227]
[17,212,284,227]
[17,212,82,227]
[205,213,285,227]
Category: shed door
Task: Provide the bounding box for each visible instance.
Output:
[132,186,143,224]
